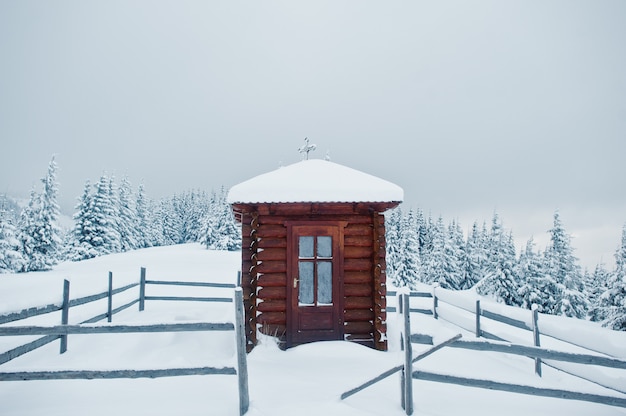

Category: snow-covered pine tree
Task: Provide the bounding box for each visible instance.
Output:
[117,176,140,252]
[383,207,402,282]
[475,213,520,305]
[135,183,152,248]
[586,262,612,322]
[0,210,25,272]
[448,219,468,289]
[544,211,587,318]
[393,209,421,289]
[516,237,560,313]
[16,157,62,271]
[69,180,99,260]
[420,216,463,289]
[595,225,626,330]
[464,221,487,289]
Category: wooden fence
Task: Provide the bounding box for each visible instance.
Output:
[0,268,249,415]
[343,292,626,415]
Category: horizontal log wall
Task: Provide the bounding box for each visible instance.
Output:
[233,203,392,351]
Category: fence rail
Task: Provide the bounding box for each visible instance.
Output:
[0,268,249,415]
[342,292,626,415]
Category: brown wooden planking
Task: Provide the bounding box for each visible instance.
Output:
[257,312,286,325]
[345,333,374,342]
[344,283,373,297]
[257,238,287,248]
[257,300,286,312]
[256,248,286,261]
[257,224,287,238]
[344,224,373,237]
[344,308,374,322]
[257,286,286,300]
[256,261,287,274]
[344,236,374,247]
[344,258,372,272]
[344,271,372,284]
[344,245,373,259]
[257,273,287,287]
[344,296,373,309]
[344,321,374,334]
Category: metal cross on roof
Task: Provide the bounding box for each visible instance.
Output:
[298,137,317,160]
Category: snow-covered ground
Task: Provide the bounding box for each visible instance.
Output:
[1,244,625,416]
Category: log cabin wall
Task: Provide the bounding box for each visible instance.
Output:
[233,202,393,351]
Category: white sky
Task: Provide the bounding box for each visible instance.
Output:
[1,1,625,269]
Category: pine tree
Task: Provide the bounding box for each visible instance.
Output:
[393,210,421,288]
[465,221,487,289]
[117,176,139,252]
[475,213,520,305]
[0,210,24,272]
[383,207,402,282]
[69,180,99,260]
[544,211,587,318]
[16,157,62,271]
[421,216,463,289]
[517,237,560,313]
[595,225,626,330]
[135,183,152,248]
[586,263,612,322]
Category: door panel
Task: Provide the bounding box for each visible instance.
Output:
[288,224,343,346]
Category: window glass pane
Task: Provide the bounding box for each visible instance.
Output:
[317,261,332,304]
[299,236,314,258]
[298,262,314,305]
[317,236,332,258]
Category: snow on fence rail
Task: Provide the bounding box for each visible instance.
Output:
[0,268,249,415]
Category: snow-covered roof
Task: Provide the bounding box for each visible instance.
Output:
[227,159,404,204]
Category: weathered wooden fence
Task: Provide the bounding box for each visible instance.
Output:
[0,268,249,415]
[343,292,626,414]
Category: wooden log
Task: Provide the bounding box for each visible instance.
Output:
[344,271,372,284]
[344,224,373,237]
[257,312,286,325]
[344,321,374,334]
[257,300,286,313]
[256,248,287,261]
[344,309,374,322]
[257,273,287,287]
[234,288,250,415]
[257,224,287,238]
[345,297,373,309]
[345,236,374,247]
[344,284,373,297]
[257,238,288,248]
[344,246,373,259]
[257,286,286,300]
[344,258,372,272]
[60,279,70,354]
[256,261,287,274]
[0,322,235,336]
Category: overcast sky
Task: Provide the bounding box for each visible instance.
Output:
[1,1,625,270]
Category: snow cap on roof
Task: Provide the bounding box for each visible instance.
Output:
[227,159,404,204]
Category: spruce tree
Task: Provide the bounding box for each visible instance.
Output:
[475,213,520,305]
[383,207,402,283]
[517,237,560,313]
[595,225,626,330]
[544,211,587,318]
[69,180,99,260]
[393,210,421,288]
[0,210,24,272]
[117,176,139,252]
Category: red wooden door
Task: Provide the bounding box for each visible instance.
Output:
[287,223,343,346]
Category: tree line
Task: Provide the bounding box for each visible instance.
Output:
[0,157,240,274]
[1,157,624,331]
[385,208,626,331]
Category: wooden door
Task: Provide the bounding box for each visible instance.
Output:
[287,223,343,346]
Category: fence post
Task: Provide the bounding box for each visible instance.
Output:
[401,293,413,415]
[432,284,438,320]
[107,272,113,323]
[60,279,70,354]
[532,305,542,377]
[475,300,481,338]
[234,287,250,415]
[139,267,146,312]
